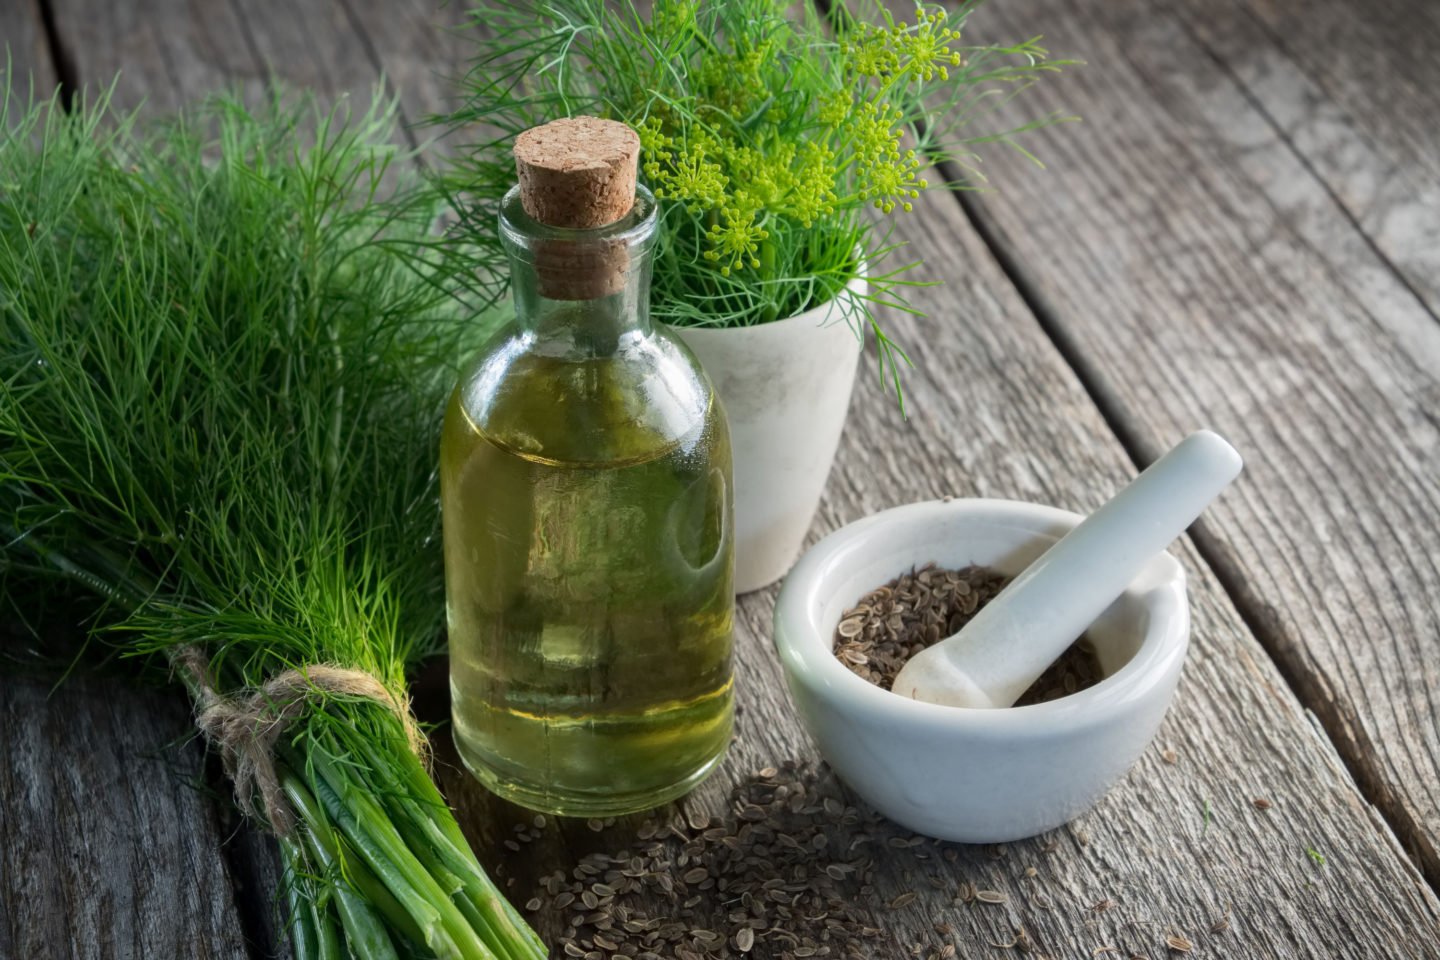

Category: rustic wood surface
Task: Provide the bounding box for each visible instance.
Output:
[1,0,54,110]
[0,671,252,958]
[952,0,1440,888]
[4,0,1440,958]
[1172,0,1440,316]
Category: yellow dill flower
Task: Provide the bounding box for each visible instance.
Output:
[850,101,927,213]
[787,142,839,227]
[864,149,927,213]
[649,132,727,212]
[637,116,674,155]
[851,100,902,167]
[698,44,773,119]
[703,207,768,276]
[902,7,964,82]
[650,0,698,38]
[817,91,851,128]
[842,22,902,78]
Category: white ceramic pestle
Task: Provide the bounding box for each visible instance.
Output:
[891,430,1243,709]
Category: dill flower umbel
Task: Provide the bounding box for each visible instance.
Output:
[443,0,1073,397]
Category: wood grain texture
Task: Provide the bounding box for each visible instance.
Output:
[946,0,1440,888]
[2,0,55,108]
[0,672,251,959]
[1169,0,1440,321]
[430,167,1440,957]
[43,0,260,112]
[46,0,467,150]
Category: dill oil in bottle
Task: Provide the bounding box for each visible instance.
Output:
[442,118,735,816]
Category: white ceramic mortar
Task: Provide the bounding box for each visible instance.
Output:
[773,498,1189,842]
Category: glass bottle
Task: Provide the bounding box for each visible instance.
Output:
[441,132,734,817]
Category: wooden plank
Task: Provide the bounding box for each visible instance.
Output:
[0,670,251,959]
[43,0,260,112]
[2,0,55,110]
[945,0,1440,887]
[330,0,473,148]
[47,0,466,148]
[1171,0,1440,321]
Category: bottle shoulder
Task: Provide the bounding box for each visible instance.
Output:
[449,323,722,466]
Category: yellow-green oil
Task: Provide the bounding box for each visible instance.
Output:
[442,347,734,816]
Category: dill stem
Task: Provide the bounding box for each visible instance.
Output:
[301,822,399,960]
[308,769,462,958]
[311,752,499,960]
[311,892,344,960]
[389,750,544,958]
[758,237,778,323]
[281,838,320,960]
[284,772,426,949]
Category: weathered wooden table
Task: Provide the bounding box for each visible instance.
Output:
[4,0,1440,957]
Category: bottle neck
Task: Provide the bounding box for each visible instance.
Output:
[500,184,658,355]
[509,245,654,351]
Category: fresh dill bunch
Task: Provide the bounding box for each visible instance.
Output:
[0,83,538,960]
[434,0,1075,404]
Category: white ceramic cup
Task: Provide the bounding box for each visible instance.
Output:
[773,498,1190,843]
[672,272,868,594]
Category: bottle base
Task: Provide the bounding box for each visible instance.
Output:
[454,735,729,817]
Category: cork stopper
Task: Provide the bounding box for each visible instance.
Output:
[514,117,640,228]
[512,117,642,300]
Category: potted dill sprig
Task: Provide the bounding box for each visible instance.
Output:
[436,0,1075,591]
[0,86,542,960]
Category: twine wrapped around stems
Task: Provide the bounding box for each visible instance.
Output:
[174,646,426,836]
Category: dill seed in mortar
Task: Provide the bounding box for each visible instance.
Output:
[833,564,1102,705]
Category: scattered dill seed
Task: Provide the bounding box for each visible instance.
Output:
[1165,933,1193,952]
[1252,797,1272,810]
[989,929,1030,950]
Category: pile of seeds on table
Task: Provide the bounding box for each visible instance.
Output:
[832,564,1103,705]
[511,759,1207,960]
[518,761,1021,960]
[526,763,883,959]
